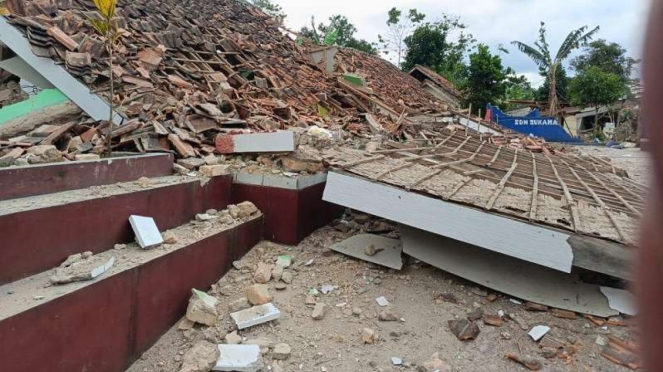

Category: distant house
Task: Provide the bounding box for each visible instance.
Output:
[408,65,462,108]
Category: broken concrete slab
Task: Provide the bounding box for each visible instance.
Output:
[400,224,619,317]
[330,234,403,270]
[129,215,163,249]
[50,256,115,285]
[600,287,637,316]
[230,303,281,330]
[323,171,574,272]
[213,344,264,372]
[186,289,219,326]
[215,131,295,154]
[528,325,551,342]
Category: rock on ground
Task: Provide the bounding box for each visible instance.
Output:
[272,343,291,360]
[312,303,327,320]
[246,284,272,305]
[179,341,219,372]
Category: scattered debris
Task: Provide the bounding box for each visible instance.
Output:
[331,234,403,270]
[505,354,543,371]
[391,357,403,366]
[162,230,178,244]
[185,289,219,326]
[129,215,164,249]
[528,326,551,342]
[362,328,376,344]
[448,319,480,341]
[524,302,549,312]
[180,341,220,372]
[467,308,484,322]
[483,315,504,327]
[320,284,335,295]
[601,336,642,369]
[225,331,242,345]
[50,255,115,285]
[551,308,578,319]
[231,303,281,330]
[378,308,399,322]
[375,296,390,307]
[246,284,273,305]
[276,255,292,268]
[253,263,273,284]
[600,287,638,316]
[312,302,327,320]
[281,271,293,284]
[229,297,252,313]
[272,343,291,360]
[214,344,264,372]
[510,313,529,331]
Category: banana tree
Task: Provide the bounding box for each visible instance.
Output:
[90,0,122,157]
[512,22,599,117]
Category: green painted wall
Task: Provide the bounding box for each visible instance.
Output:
[0,89,70,125]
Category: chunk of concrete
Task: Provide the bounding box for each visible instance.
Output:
[362,328,375,344]
[230,303,281,330]
[529,325,551,342]
[186,289,219,326]
[312,302,327,320]
[213,344,264,372]
[180,341,220,372]
[281,271,293,284]
[225,331,242,345]
[254,263,273,284]
[246,284,272,305]
[200,164,231,177]
[128,215,163,248]
[272,343,291,360]
[229,297,252,313]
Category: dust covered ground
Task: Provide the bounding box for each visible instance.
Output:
[127,222,636,372]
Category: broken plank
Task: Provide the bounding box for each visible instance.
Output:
[41,122,76,145]
[215,131,295,154]
[168,134,196,158]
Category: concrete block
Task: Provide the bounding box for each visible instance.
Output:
[230,303,281,330]
[216,131,295,154]
[200,164,231,177]
[128,215,163,248]
[213,344,264,372]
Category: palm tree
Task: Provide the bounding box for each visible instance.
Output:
[512,22,599,117]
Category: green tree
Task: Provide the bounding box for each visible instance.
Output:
[571,39,638,83]
[512,22,599,116]
[248,0,286,22]
[503,68,535,109]
[569,66,627,137]
[378,8,425,67]
[401,15,474,86]
[299,15,377,54]
[464,44,507,115]
[534,65,571,103]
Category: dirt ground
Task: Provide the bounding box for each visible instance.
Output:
[127,223,637,372]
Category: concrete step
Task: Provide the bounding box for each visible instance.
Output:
[0,210,263,372]
[0,153,174,201]
[0,174,231,285]
[231,171,343,244]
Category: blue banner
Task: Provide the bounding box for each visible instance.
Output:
[487,105,581,143]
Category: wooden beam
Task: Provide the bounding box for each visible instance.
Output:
[529,152,539,221]
[546,155,581,232]
[340,155,385,168]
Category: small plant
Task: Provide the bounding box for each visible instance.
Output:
[90,0,121,157]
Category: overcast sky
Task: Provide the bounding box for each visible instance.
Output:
[276,0,651,86]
